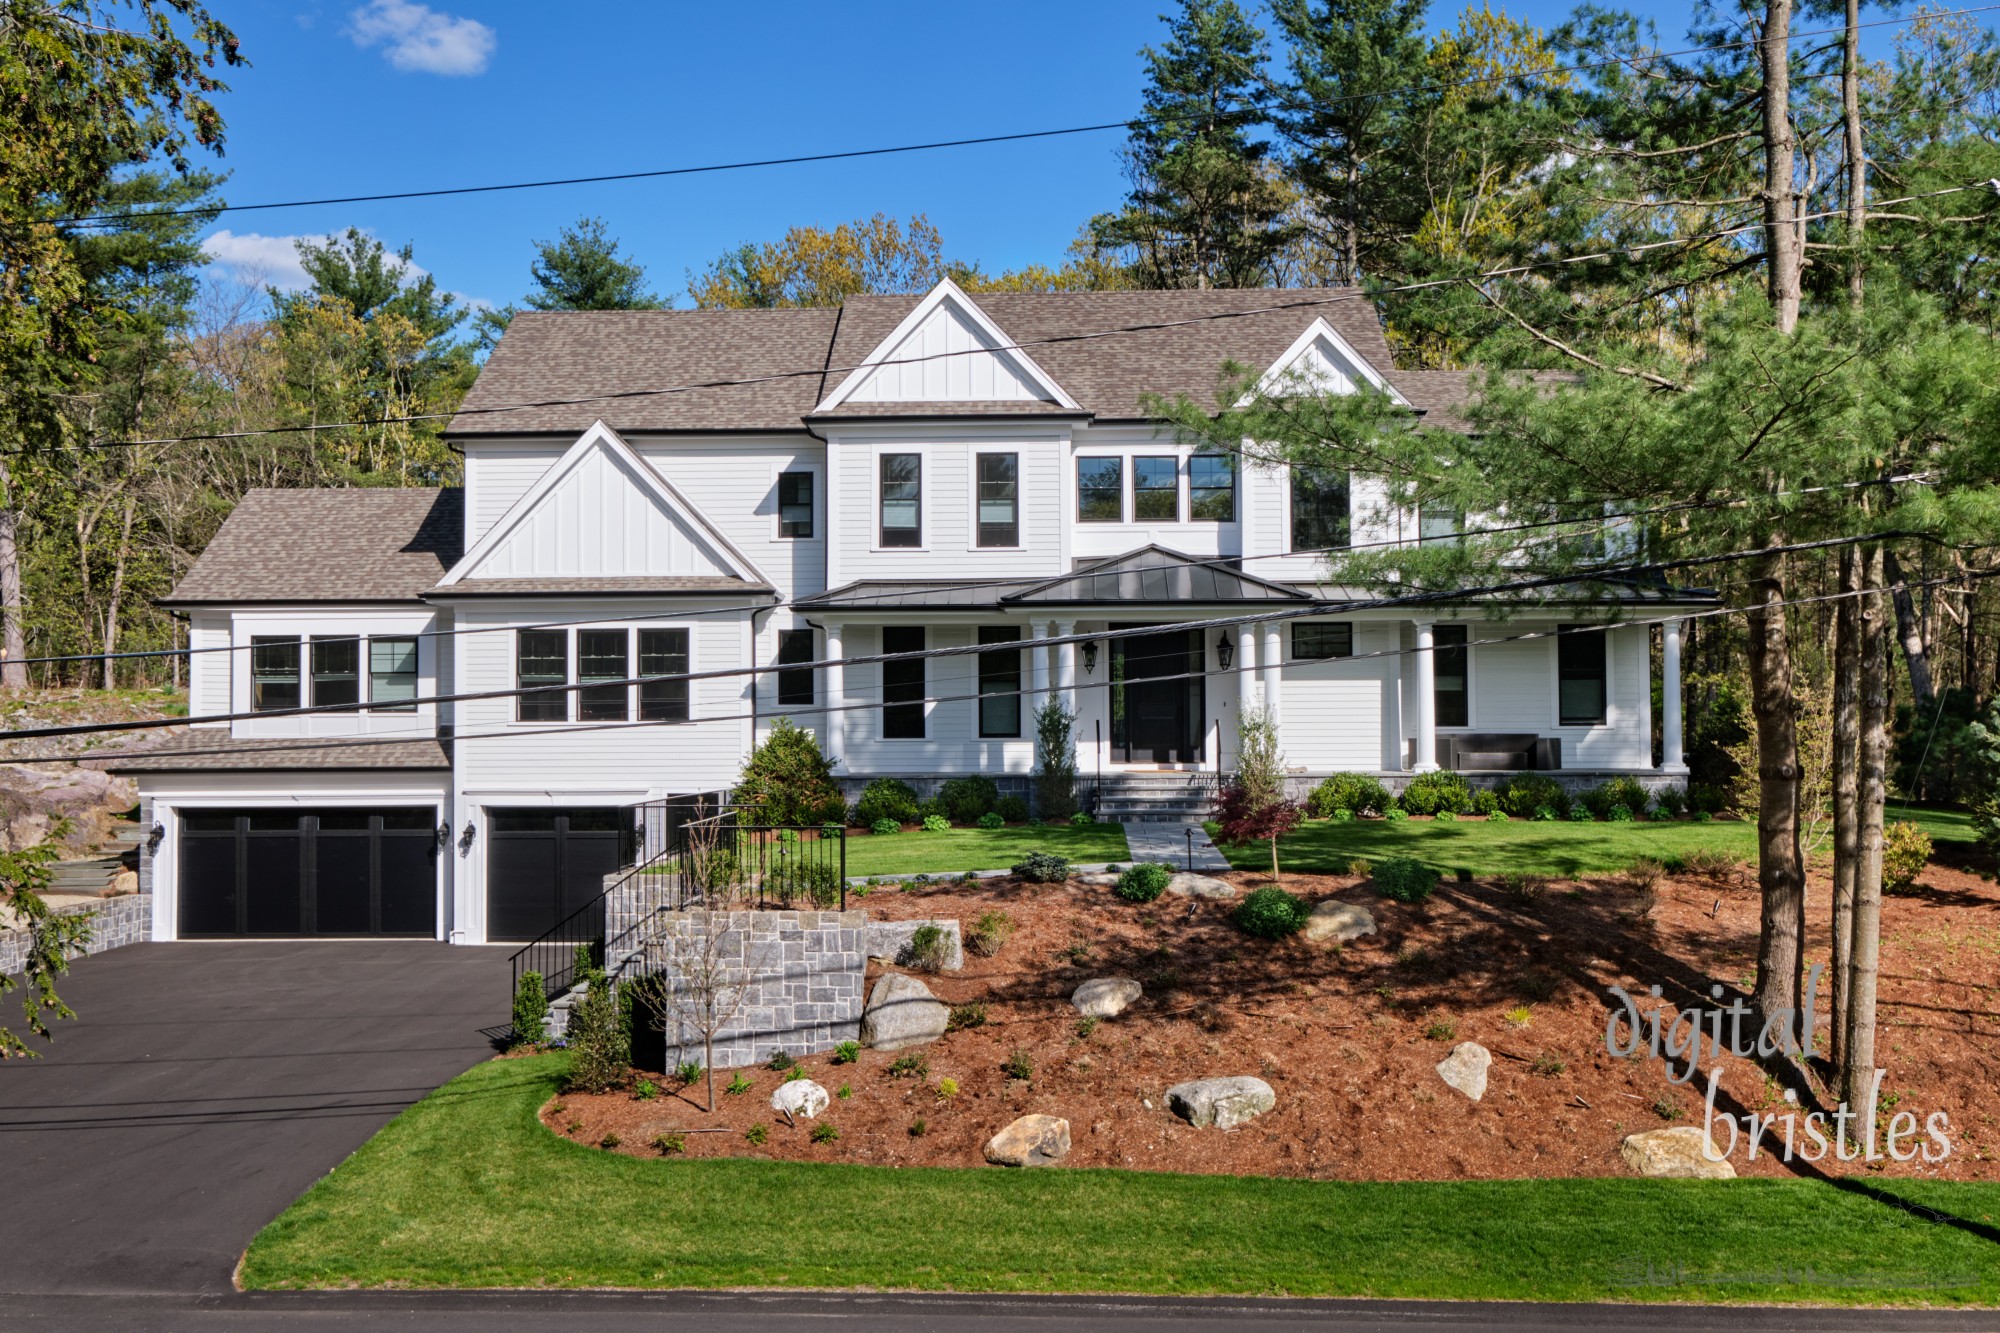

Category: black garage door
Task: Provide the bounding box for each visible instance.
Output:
[486,808,631,943]
[179,808,439,938]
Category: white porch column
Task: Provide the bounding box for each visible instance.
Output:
[1661,617,1689,774]
[821,622,845,768]
[1054,621,1076,711]
[1236,623,1258,718]
[1028,619,1052,724]
[1260,622,1283,728]
[1412,620,1439,773]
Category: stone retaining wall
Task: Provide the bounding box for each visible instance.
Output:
[0,893,152,977]
[642,909,867,1070]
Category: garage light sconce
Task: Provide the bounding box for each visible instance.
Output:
[435,821,451,849]
[458,821,477,855]
[1081,640,1098,675]
[146,822,165,852]
[1215,633,1235,671]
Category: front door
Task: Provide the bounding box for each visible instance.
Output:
[1111,627,1205,764]
[485,808,632,943]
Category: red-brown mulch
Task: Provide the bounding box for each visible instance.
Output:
[541,854,2000,1182]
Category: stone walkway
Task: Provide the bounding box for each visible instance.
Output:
[1122,821,1231,872]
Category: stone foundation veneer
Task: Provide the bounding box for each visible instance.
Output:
[0,893,153,978]
[643,908,867,1070]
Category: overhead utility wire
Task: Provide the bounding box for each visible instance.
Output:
[47,4,2000,229]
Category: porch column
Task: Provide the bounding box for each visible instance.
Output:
[822,622,845,768]
[1236,623,1258,719]
[1413,620,1439,773]
[1054,620,1077,711]
[1028,619,1052,724]
[1260,622,1284,728]
[1661,617,1689,774]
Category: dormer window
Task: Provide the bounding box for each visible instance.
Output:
[880,454,922,547]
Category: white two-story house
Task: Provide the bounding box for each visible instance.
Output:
[110,280,1709,947]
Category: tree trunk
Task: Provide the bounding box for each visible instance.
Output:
[1842,545,1888,1115]
[1882,546,1936,712]
[0,472,28,691]
[1842,0,1865,309]
[1747,549,1806,1045]
[1830,545,1861,1073]
[102,495,136,692]
[1761,0,1802,333]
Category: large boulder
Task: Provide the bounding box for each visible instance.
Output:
[858,973,949,1051]
[771,1079,829,1120]
[1302,900,1376,943]
[1071,977,1142,1019]
[1164,872,1236,900]
[1619,1127,1737,1179]
[865,918,963,971]
[984,1114,1071,1167]
[1165,1076,1275,1129]
[1435,1042,1491,1102]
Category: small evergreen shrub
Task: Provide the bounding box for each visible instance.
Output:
[1012,850,1071,883]
[1399,771,1472,816]
[509,969,547,1048]
[1569,806,1595,822]
[733,719,847,825]
[905,924,950,973]
[1496,773,1569,819]
[1468,787,1500,816]
[1069,810,1093,826]
[1306,771,1394,818]
[1233,885,1310,938]
[994,795,1030,823]
[976,811,1005,829]
[561,973,629,1095]
[915,798,945,823]
[1581,777,1649,820]
[854,778,922,828]
[921,814,950,833]
[1884,820,1933,892]
[869,817,900,837]
[1115,862,1172,903]
[937,775,998,824]
[966,909,1014,957]
[1652,783,1689,818]
[767,1050,796,1071]
[1373,855,1440,904]
[947,1002,988,1031]
[766,858,841,909]
[745,1123,768,1145]
[810,1121,840,1144]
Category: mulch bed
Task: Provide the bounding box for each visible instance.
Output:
[540,850,2000,1182]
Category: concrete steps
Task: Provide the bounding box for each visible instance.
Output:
[1092,774,1219,822]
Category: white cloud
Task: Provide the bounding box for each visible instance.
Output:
[203,229,430,293]
[347,0,495,76]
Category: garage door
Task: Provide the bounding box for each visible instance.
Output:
[179,808,440,938]
[485,808,631,943]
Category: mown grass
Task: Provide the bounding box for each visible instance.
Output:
[842,823,1129,878]
[1215,806,1979,879]
[242,1054,2000,1304]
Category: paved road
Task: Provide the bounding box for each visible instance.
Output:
[0,940,509,1296]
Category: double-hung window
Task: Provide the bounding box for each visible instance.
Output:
[516,630,569,722]
[975,453,1019,547]
[879,454,922,547]
[369,637,419,711]
[1292,623,1354,660]
[1419,501,1463,546]
[976,626,1022,738]
[778,471,814,538]
[1077,458,1122,522]
[1433,624,1470,728]
[1133,456,1178,521]
[250,637,301,711]
[639,629,690,722]
[880,626,925,739]
[577,630,630,722]
[1188,453,1236,521]
[1556,624,1608,726]
[775,628,814,707]
[1291,466,1351,552]
[310,637,360,708]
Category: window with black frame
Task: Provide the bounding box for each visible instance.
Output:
[1189,453,1236,521]
[1076,457,1122,522]
[577,629,629,721]
[1133,456,1178,521]
[1433,624,1470,727]
[1291,466,1351,551]
[1292,622,1354,659]
[369,637,418,711]
[516,630,568,722]
[1556,624,1608,725]
[881,626,925,738]
[977,625,1021,737]
[976,452,1018,547]
[777,471,814,538]
[639,628,690,722]
[250,637,301,711]
[310,637,360,708]
[880,454,922,547]
[776,628,814,707]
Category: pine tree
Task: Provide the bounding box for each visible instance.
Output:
[524,216,663,311]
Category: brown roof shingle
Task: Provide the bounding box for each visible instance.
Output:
[95,733,452,773]
[164,489,463,605]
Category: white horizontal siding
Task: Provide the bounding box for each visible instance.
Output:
[829,434,1068,584]
[466,445,565,545]
[189,614,231,726]
[226,607,441,740]
[635,439,825,602]
[834,623,1037,775]
[1280,620,1391,770]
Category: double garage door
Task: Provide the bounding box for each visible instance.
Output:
[179,808,439,937]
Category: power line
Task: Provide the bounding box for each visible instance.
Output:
[46,5,2000,229]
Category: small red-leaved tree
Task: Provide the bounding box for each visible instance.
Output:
[1215,707,1300,883]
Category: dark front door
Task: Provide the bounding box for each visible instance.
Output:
[485,808,631,943]
[178,808,439,937]
[1111,627,1205,764]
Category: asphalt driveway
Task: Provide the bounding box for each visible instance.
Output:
[0,940,509,1296]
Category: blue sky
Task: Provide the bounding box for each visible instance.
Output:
[195,1,1931,315]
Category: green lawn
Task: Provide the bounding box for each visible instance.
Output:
[841,823,1129,878]
[1214,806,1980,879]
[242,1054,2000,1303]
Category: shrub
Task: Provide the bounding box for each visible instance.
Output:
[1383,806,1409,821]
[509,969,547,1048]
[1306,772,1394,818]
[1001,1049,1033,1082]
[1884,820,1933,892]
[725,1071,753,1095]
[934,1076,960,1103]
[1012,850,1071,883]
[1034,700,1080,821]
[1423,1019,1457,1042]
[888,1052,929,1079]
[1330,808,1355,822]
[976,811,1005,830]
[1533,805,1558,821]
[1680,847,1736,878]
[915,798,945,823]
[1436,809,1457,822]
[947,1002,988,1031]
[836,1083,851,1099]
[870,817,900,837]
[1652,783,1689,818]
[766,858,841,909]
[921,814,950,833]
[1487,810,1509,822]
[1581,776,1649,820]
[1606,803,1634,822]
[561,972,629,1095]
[1213,708,1300,882]
[1530,1053,1567,1078]
[1499,872,1550,903]
[831,1040,861,1064]
[905,924,950,973]
[811,1122,840,1144]
[1115,862,1173,903]
[600,1133,622,1150]
[743,1123,768,1146]
[1347,857,1372,877]
[937,775,998,824]
[1233,885,1310,938]
[855,778,921,828]
[767,1050,796,1071]
[1496,773,1569,819]
[908,1118,928,1138]
[1468,787,1500,817]
[733,719,847,825]
[966,909,1014,957]
[1069,810,1093,826]
[674,1059,703,1085]
[994,794,1030,823]
[1373,855,1439,904]
[1568,805,1595,822]
[652,1132,685,1155]
[1399,770,1472,816]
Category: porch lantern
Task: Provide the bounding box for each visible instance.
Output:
[435,820,452,848]
[458,820,477,855]
[146,822,166,852]
[1082,640,1098,675]
[1216,632,1235,671]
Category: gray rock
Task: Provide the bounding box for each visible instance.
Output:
[771,1079,829,1120]
[1076,872,1120,887]
[984,1114,1071,1167]
[858,973,949,1051]
[1435,1041,1491,1101]
[1164,872,1236,900]
[1165,1076,1276,1129]
[1302,900,1377,943]
[865,918,963,971]
[1071,977,1142,1019]
[1619,1127,1737,1179]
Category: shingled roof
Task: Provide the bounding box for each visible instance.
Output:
[163,489,463,605]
